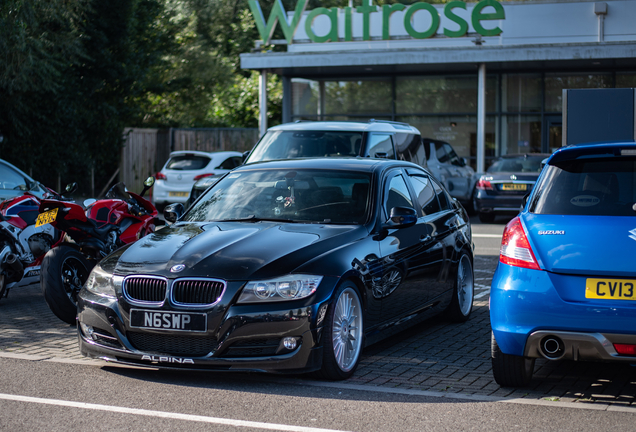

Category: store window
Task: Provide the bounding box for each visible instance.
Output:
[292,79,319,118]
[396,75,497,114]
[503,74,541,113]
[324,79,392,116]
[616,73,636,88]
[544,73,612,112]
[501,115,541,155]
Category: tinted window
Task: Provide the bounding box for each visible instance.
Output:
[367,133,395,159]
[0,163,31,191]
[246,130,363,163]
[488,156,544,173]
[409,175,441,215]
[166,155,211,171]
[218,156,242,170]
[530,157,636,216]
[431,179,451,210]
[384,174,413,218]
[396,134,426,166]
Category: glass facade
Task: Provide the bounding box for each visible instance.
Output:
[291,71,633,169]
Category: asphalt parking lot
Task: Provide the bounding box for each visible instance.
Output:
[0,217,635,409]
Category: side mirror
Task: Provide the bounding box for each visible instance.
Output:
[140,176,155,197]
[65,182,78,195]
[164,203,184,223]
[460,157,468,167]
[242,150,251,162]
[386,206,417,228]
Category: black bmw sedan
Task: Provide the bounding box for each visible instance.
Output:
[78,158,474,380]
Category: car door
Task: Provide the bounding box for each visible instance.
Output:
[375,169,434,323]
[433,141,472,200]
[407,170,459,301]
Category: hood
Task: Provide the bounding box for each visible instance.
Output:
[114,221,365,280]
[523,214,636,277]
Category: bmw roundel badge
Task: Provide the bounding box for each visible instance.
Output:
[170,264,186,273]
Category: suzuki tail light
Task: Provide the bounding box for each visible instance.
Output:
[500,217,541,270]
[476,179,493,190]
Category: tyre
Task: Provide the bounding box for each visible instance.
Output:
[318,282,364,380]
[41,245,94,324]
[478,212,495,223]
[491,332,535,387]
[445,252,474,322]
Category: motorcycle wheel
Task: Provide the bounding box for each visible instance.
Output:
[41,245,94,324]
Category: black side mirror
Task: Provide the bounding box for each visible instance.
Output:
[242,150,251,162]
[386,206,417,228]
[65,182,78,195]
[140,176,155,197]
[164,203,185,223]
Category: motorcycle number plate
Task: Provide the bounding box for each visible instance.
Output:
[35,208,59,227]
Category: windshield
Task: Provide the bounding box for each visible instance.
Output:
[245,131,364,163]
[530,156,636,216]
[184,169,372,224]
[488,156,544,173]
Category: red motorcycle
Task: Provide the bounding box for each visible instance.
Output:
[37,177,160,324]
[0,189,67,299]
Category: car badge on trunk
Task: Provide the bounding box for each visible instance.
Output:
[177,174,183,180]
[170,264,186,273]
[510,175,517,180]
[629,228,636,242]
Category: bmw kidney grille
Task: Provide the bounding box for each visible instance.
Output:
[124,277,167,303]
[172,279,225,306]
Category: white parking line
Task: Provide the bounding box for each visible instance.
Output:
[474,290,491,299]
[0,393,351,432]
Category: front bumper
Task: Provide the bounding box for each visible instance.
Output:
[490,262,636,361]
[77,287,330,374]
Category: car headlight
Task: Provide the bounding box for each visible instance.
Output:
[85,264,123,299]
[237,275,322,303]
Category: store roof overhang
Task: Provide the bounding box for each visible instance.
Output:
[241,42,636,77]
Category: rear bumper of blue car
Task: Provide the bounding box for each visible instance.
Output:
[490,262,636,362]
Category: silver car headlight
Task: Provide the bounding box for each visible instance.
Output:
[237,275,322,303]
[85,264,123,299]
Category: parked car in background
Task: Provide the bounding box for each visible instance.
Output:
[472,153,550,223]
[244,122,476,207]
[78,158,474,379]
[244,120,425,166]
[153,151,243,208]
[0,158,51,201]
[185,175,224,208]
[421,139,475,205]
[490,142,636,387]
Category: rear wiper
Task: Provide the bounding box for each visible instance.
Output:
[214,215,297,223]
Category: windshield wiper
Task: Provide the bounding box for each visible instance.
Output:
[214,215,297,223]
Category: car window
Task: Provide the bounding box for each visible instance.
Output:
[184,169,371,224]
[396,134,425,166]
[218,156,242,170]
[408,174,441,215]
[384,174,413,219]
[166,155,211,171]
[245,131,363,163]
[366,133,395,159]
[442,143,463,167]
[431,178,451,210]
[530,157,636,216]
[488,156,544,173]
[0,163,31,191]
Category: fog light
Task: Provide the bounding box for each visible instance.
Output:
[614,343,636,356]
[283,337,297,350]
[80,323,95,340]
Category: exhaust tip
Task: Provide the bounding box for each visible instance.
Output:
[540,336,565,359]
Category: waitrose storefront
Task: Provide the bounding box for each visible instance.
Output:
[240,0,636,170]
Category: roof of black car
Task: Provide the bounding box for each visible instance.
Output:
[234,157,422,173]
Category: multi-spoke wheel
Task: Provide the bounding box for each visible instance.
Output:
[319,283,364,380]
[445,252,474,322]
[41,245,94,324]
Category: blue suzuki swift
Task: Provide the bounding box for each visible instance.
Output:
[490,142,636,387]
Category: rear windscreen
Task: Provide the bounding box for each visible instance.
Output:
[529,157,636,216]
[245,131,364,163]
[166,155,211,171]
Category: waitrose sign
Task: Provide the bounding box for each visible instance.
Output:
[249,0,505,45]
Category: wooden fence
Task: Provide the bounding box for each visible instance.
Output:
[120,128,259,194]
